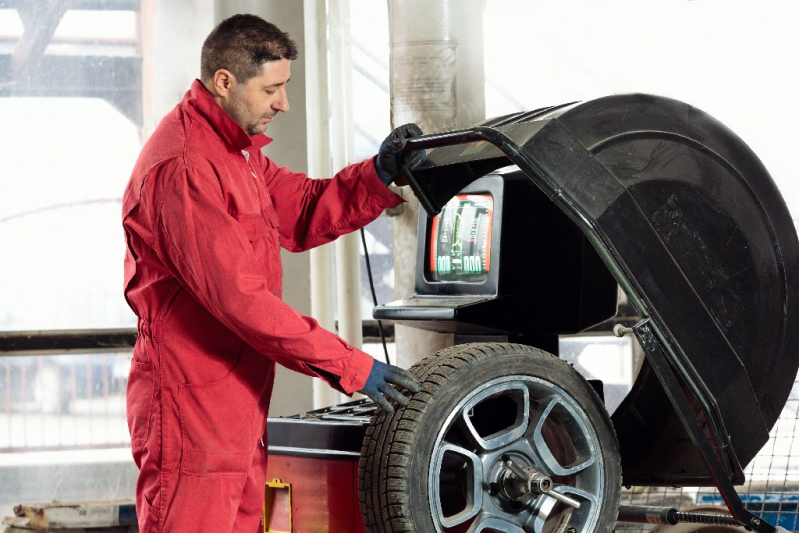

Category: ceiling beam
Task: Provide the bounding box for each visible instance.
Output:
[12,0,67,75]
[1,0,139,11]
[0,54,143,126]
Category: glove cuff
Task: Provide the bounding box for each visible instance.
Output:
[374,157,395,186]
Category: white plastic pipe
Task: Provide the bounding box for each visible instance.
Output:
[329,0,364,355]
[388,0,486,368]
[305,0,343,409]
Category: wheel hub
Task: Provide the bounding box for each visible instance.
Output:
[498,457,551,503]
[497,455,581,510]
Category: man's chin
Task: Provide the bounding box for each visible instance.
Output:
[247,125,268,136]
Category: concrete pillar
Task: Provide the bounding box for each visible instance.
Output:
[388,0,486,368]
[214,0,317,416]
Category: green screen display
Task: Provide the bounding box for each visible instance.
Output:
[429,194,494,282]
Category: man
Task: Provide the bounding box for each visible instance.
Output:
[122,14,421,533]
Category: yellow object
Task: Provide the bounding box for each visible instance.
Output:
[264,478,292,533]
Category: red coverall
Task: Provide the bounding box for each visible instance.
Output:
[122,80,402,532]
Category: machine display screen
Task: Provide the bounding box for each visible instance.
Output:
[428,194,494,282]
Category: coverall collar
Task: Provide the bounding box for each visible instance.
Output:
[185,79,272,152]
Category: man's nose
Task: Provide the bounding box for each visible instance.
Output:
[273,89,289,113]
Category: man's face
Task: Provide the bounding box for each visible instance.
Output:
[223,59,291,136]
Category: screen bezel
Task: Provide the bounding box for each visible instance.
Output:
[414,174,505,297]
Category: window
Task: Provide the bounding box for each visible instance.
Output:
[0,5,141,331]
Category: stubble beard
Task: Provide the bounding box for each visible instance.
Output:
[224,88,266,136]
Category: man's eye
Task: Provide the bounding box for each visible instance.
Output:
[266,89,276,95]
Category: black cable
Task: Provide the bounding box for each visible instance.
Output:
[360,227,390,365]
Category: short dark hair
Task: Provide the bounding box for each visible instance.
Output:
[200,14,298,84]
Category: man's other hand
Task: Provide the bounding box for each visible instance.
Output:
[359,359,422,413]
[375,123,425,186]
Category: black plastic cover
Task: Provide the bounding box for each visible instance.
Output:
[401,94,799,484]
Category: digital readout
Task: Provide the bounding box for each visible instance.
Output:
[429,194,493,282]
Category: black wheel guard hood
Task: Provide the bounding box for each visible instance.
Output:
[400,94,799,485]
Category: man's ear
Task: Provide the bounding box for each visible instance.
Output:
[211,69,236,99]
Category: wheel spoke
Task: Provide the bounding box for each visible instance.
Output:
[527,486,597,533]
[529,395,597,476]
[530,493,558,533]
[452,415,484,450]
[461,381,530,451]
[431,443,484,528]
[556,485,598,507]
[549,486,598,530]
[468,515,527,533]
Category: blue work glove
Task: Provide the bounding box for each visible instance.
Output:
[359,359,422,413]
[374,123,426,186]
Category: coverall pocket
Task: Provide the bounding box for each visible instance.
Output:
[237,214,270,257]
[236,214,264,243]
[178,361,257,476]
[126,361,155,452]
[138,494,160,531]
[237,213,281,283]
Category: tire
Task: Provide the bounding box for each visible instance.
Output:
[359,342,621,533]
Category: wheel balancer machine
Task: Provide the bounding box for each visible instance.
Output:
[265,94,799,533]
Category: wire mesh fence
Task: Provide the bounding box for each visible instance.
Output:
[0,353,131,452]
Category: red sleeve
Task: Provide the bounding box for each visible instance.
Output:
[258,155,404,252]
[153,161,375,394]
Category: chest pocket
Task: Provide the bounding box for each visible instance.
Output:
[235,213,282,296]
[259,186,280,232]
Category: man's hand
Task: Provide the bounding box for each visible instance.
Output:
[375,123,425,186]
[359,359,422,413]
